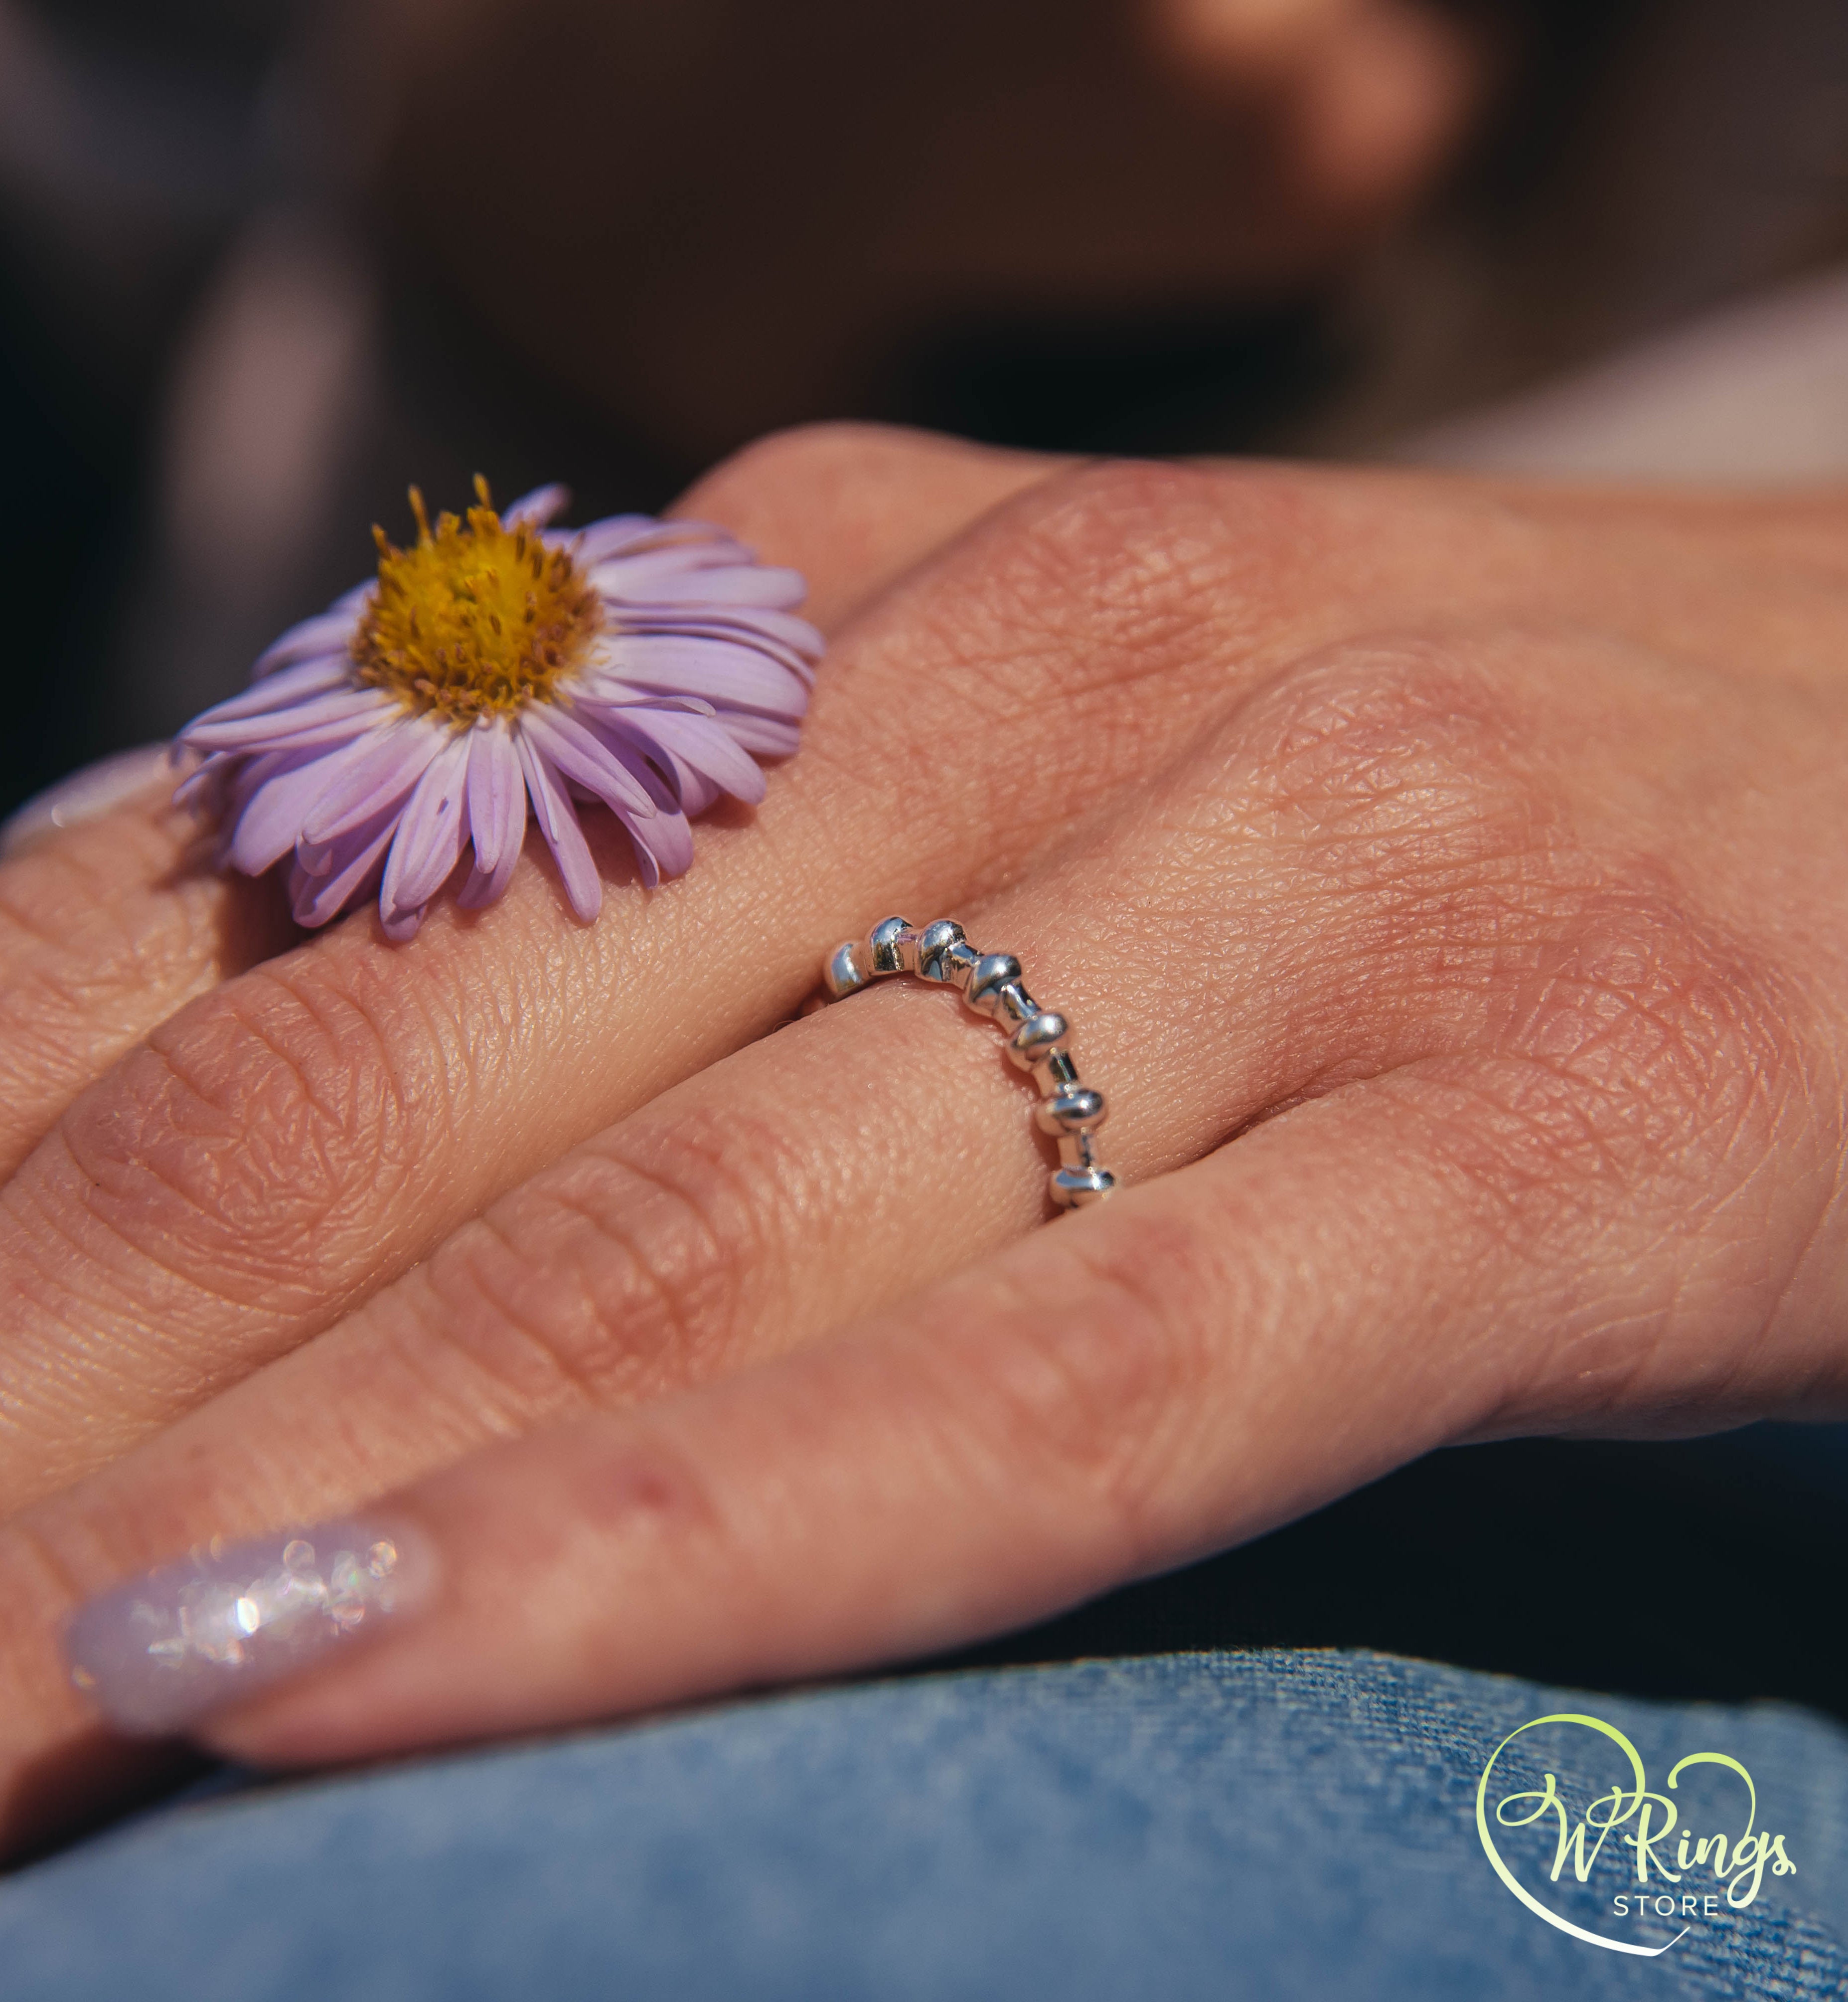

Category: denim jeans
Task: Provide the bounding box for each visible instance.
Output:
[2,1644,1843,2001]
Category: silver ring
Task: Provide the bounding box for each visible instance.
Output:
[816,917,1117,1210]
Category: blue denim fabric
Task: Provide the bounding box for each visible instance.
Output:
[1,1647,1843,2001]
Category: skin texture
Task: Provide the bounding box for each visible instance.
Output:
[3,425,1848,1857]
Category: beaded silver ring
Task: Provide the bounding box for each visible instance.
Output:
[816,917,1116,1211]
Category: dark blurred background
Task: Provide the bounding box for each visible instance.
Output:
[6,0,1848,827]
[5,0,1848,1716]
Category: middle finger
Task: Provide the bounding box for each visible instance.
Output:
[0,457,1385,1509]
[0,635,1602,1834]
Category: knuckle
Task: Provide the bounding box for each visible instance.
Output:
[411,1101,804,1418]
[1218,641,1811,1176]
[909,459,1340,745]
[677,420,928,517]
[992,459,1246,644]
[1390,883,1812,1268]
[1177,639,1558,1030]
[948,1231,1213,1553]
[1492,886,1809,1184]
[53,964,425,1299]
[1231,639,1533,858]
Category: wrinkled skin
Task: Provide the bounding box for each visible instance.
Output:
[3,425,1847,1857]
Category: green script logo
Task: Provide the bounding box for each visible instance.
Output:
[1476,1712,1797,1955]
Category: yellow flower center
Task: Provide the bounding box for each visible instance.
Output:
[351,478,602,723]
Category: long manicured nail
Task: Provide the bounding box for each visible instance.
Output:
[0,744,179,858]
[65,1520,433,1737]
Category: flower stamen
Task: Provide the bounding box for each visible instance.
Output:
[351,476,602,723]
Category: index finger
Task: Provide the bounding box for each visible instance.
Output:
[672,423,1062,630]
[0,778,297,1180]
[81,1065,1607,1761]
[173,1034,1837,1768]
[8,444,1288,1510]
[0,428,1054,1180]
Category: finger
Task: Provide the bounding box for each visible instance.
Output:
[0,431,1047,1193]
[0,637,1590,1530]
[158,1020,1831,1772]
[8,453,1810,1504]
[672,422,1065,631]
[0,1067,1508,1839]
[11,627,1834,1837]
[0,452,1401,1503]
[0,745,175,858]
[0,779,297,1181]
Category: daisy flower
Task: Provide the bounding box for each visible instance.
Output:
[175,480,821,939]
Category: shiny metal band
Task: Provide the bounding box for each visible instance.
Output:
[817,917,1117,1210]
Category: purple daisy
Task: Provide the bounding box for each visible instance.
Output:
[175,480,820,940]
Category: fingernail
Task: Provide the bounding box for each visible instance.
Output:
[65,1519,434,1737]
[0,744,180,858]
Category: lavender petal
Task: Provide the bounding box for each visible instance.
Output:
[297,719,448,866]
[591,555,801,609]
[250,607,363,680]
[613,604,825,668]
[503,483,570,529]
[187,653,355,728]
[596,635,810,715]
[575,673,718,717]
[219,748,290,827]
[182,686,393,754]
[455,835,522,909]
[464,723,524,876]
[579,522,754,575]
[559,516,686,566]
[171,752,237,815]
[174,493,821,927]
[615,707,767,806]
[290,802,403,926]
[572,726,697,880]
[674,768,721,816]
[207,708,397,762]
[226,736,383,875]
[716,712,804,759]
[381,734,471,923]
[515,733,601,922]
[517,705,657,819]
[624,804,695,884]
[455,839,522,910]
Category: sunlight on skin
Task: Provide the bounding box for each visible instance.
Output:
[3,432,1848,1858]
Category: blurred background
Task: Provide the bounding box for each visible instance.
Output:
[5,0,1848,1716]
[6,0,1848,825]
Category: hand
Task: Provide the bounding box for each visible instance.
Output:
[3,428,1846,1855]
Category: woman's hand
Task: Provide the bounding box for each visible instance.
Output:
[4,426,1848,1855]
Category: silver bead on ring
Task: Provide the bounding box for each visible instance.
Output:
[816,917,1118,1210]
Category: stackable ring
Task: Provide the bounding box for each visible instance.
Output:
[816,918,1117,1210]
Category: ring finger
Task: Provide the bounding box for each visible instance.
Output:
[0,448,1414,1510]
[0,639,1595,1842]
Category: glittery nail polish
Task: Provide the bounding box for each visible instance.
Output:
[65,1520,431,1736]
